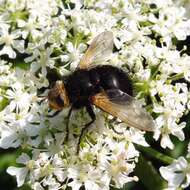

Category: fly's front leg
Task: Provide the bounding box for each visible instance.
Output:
[77,104,96,153]
[47,110,61,117]
[109,117,123,135]
[64,106,73,142]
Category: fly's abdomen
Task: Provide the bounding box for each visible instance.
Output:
[93,65,133,96]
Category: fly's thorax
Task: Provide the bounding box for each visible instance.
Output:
[48,80,70,110]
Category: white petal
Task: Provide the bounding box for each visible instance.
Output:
[54,169,67,182]
[160,166,184,187]
[68,180,82,190]
[33,182,44,190]
[85,180,99,190]
[22,31,29,39]
[66,42,74,53]
[13,40,25,53]
[148,14,157,23]
[0,45,16,58]
[7,167,28,187]
[153,104,164,113]
[153,127,161,140]
[9,101,16,111]
[70,60,79,71]
[174,28,186,40]
[60,54,69,62]
[67,167,79,179]
[161,135,174,149]
[11,30,21,38]
[181,173,190,188]
[175,157,188,170]
[126,142,139,159]
[129,128,149,147]
[0,133,21,148]
[172,130,185,141]
[16,153,31,164]
[17,19,26,27]
[155,115,164,128]
[78,43,87,52]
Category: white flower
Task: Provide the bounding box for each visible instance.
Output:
[68,165,110,190]
[177,55,190,82]
[7,167,28,187]
[5,0,26,12]
[33,182,44,190]
[160,157,190,189]
[69,0,83,10]
[0,113,22,148]
[0,26,24,58]
[17,17,42,39]
[42,176,61,190]
[48,18,67,46]
[7,153,33,187]
[0,108,40,148]
[26,0,58,26]
[148,6,190,44]
[114,124,149,147]
[26,46,55,76]
[174,0,190,17]
[63,42,87,71]
[153,105,186,149]
[0,59,11,74]
[106,142,138,188]
[51,155,67,182]
[6,82,32,112]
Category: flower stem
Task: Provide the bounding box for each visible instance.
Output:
[168,73,184,81]
[136,145,174,164]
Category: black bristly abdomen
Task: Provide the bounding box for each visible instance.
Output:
[65,65,133,109]
[93,65,133,96]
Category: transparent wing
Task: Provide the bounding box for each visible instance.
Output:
[79,31,113,69]
[92,89,155,132]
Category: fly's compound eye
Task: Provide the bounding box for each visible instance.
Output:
[48,88,65,110]
[48,95,65,110]
[48,80,69,110]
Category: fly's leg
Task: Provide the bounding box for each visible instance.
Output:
[64,106,73,142]
[111,125,123,135]
[46,107,72,143]
[47,110,61,117]
[77,104,96,153]
[109,117,123,135]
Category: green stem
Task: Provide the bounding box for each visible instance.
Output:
[136,145,174,164]
[168,73,184,81]
[151,64,161,80]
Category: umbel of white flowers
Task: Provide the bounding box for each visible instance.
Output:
[0,0,190,190]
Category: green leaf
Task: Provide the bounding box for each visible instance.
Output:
[134,155,166,190]
[0,97,9,111]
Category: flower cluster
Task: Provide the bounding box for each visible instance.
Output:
[0,0,190,190]
[160,142,190,189]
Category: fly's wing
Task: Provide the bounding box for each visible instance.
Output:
[92,89,155,132]
[79,31,113,69]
